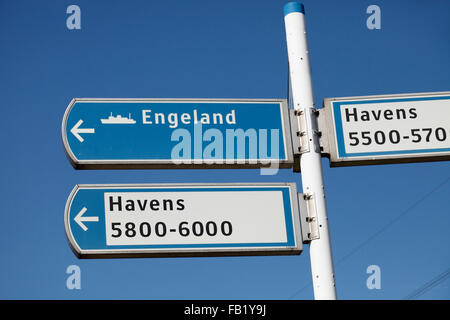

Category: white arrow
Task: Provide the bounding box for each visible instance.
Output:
[74,207,99,231]
[71,119,95,142]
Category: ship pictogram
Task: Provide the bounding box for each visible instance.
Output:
[100,112,136,124]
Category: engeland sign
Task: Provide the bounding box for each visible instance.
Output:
[62,99,294,169]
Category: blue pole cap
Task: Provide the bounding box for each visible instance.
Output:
[284,2,305,16]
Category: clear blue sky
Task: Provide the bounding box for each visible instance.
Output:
[0,0,449,299]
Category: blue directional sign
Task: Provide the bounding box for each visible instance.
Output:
[64,183,303,258]
[320,91,450,166]
[62,99,294,169]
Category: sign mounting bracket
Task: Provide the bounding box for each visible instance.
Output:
[316,108,330,157]
[298,193,320,243]
[289,108,311,172]
[293,108,310,155]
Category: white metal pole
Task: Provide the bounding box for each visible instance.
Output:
[283,2,337,300]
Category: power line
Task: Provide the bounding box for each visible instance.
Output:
[403,268,450,300]
[288,176,450,299]
[288,282,311,299]
[335,176,450,267]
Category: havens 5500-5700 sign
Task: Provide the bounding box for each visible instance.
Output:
[319,91,450,166]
